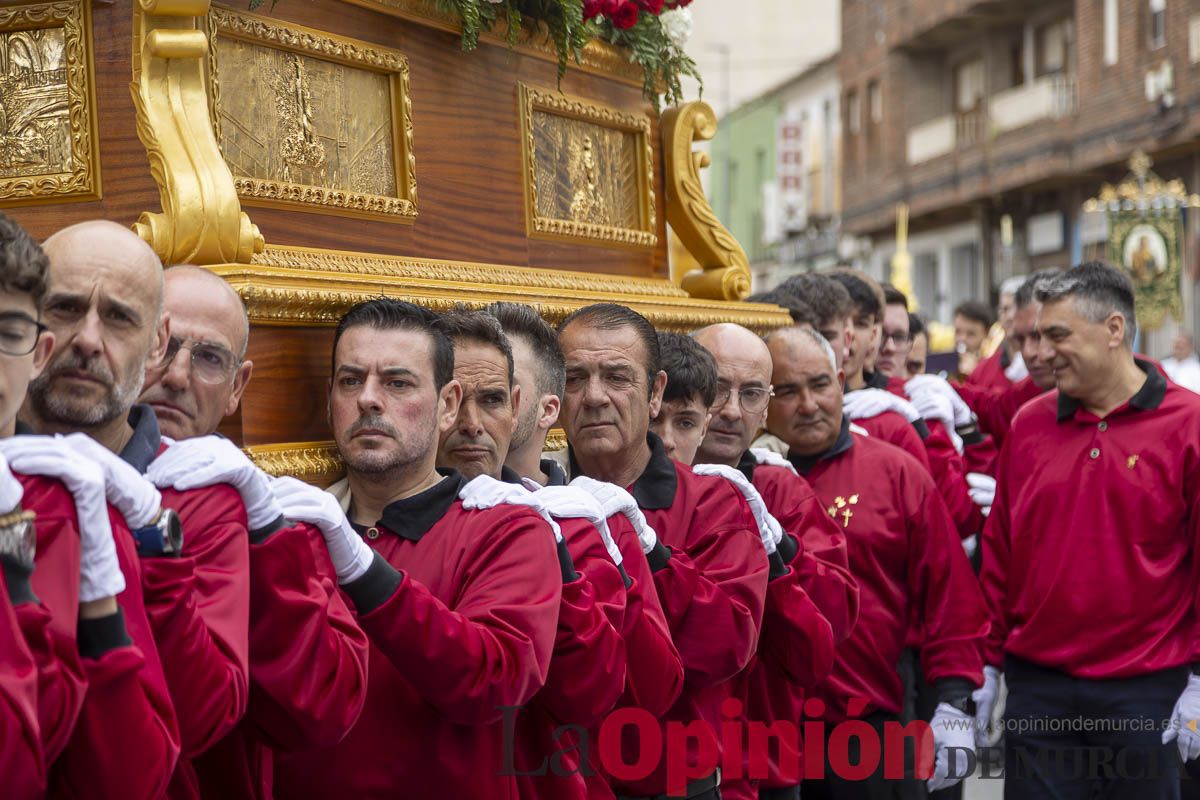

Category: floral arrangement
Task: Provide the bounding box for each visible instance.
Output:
[435,0,700,108]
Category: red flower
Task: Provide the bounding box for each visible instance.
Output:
[610,1,639,28]
[666,0,693,7]
[637,0,665,13]
[583,0,617,19]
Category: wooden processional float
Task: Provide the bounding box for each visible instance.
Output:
[0,0,790,483]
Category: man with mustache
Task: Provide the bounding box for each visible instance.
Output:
[134,265,370,800]
[975,263,1200,798]
[764,326,986,800]
[273,298,561,798]
[692,322,857,800]
[0,213,179,798]
[489,300,684,799]
[556,302,768,800]
[23,220,250,798]
[434,307,627,799]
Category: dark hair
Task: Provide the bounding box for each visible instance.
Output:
[908,313,926,337]
[825,271,883,322]
[436,305,514,386]
[1015,268,1062,309]
[953,300,995,329]
[882,283,908,308]
[778,273,853,327]
[332,298,454,389]
[558,303,661,381]
[1035,261,1137,346]
[748,288,819,327]
[658,332,718,408]
[485,302,565,398]
[0,213,48,306]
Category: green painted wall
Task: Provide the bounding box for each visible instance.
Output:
[707,97,782,263]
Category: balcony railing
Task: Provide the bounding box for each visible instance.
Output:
[904,76,1077,165]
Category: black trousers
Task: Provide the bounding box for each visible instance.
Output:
[1003,654,1185,800]
[800,712,917,800]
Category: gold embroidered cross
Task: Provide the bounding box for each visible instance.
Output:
[1127,455,1139,469]
[827,494,859,528]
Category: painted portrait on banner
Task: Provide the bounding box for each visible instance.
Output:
[1109,214,1183,330]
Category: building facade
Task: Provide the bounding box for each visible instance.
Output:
[840,0,1200,340]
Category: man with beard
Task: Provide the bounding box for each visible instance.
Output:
[975,264,1200,799]
[135,265,370,800]
[556,303,768,800]
[489,300,684,799]
[0,214,180,798]
[764,327,986,800]
[273,298,561,798]
[689,322,855,800]
[23,220,248,798]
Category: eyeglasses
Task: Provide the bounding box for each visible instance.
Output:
[711,382,774,414]
[0,312,47,357]
[882,331,912,348]
[158,335,240,384]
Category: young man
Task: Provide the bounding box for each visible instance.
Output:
[953,300,994,379]
[557,303,768,800]
[435,307,626,800]
[137,265,370,800]
[272,298,562,798]
[489,300,684,799]
[650,332,716,466]
[0,213,179,799]
[906,315,928,379]
[976,263,1200,798]
[693,322,856,800]
[874,284,913,379]
[765,327,986,800]
[965,277,1027,391]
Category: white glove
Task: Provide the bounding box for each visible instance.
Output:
[966,473,996,517]
[60,433,162,528]
[971,665,1001,749]
[1164,675,1200,761]
[692,463,783,555]
[749,447,797,475]
[927,702,975,791]
[908,388,955,431]
[271,476,374,584]
[0,452,23,512]
[458,475,562,542]
[1004,351,1028,382]
[843,388,921,424]
[146,435,283,530]
[569,475,658,554]
[532,485,622,566]
[0,437,124,601]
[906,375,974,429]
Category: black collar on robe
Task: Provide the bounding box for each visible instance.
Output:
[119,404,162,475]
[736,449,758,482]
[568,431,678,510]
[787,417,855,476]
[499,466,524,485]
[862,370,889,391]
[13,420,33,436]
[540,458,568,487]
[362,469,466,542]
[1056,358,1167,422]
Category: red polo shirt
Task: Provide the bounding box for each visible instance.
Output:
[979,362,1200,677]
[791,422,987,721]
[274,471,561,798]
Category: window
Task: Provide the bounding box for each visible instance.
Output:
[1149,0,1167,50]
[1190,15,1200,63]
[847,89,861,134]
[1104,0,1119,65]
[868,80,883,124]
[1036,19,1071,76]
[954,59,985,112]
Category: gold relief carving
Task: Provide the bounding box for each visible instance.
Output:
[339,0,645,88]
[0,0,100,206]
[206,8,417,222]
[132,0,264,265]
[244,440,344,486]
[662,101,751,301]
[519,84,656,250]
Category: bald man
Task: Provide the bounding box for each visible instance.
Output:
[25,221,255,798]
[135,265,370,800]
[693,323,855,800]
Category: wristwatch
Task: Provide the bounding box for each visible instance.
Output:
[131,509,183,557]
[0,507,36,569]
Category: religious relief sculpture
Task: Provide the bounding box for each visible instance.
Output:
[0,0,99,206]
[274,53,327,187]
